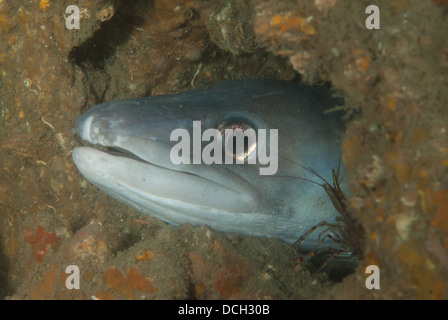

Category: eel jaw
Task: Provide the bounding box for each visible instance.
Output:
[72,146,260,216]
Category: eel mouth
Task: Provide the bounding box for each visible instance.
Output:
[72,140,260,213]
[102,145,154,165]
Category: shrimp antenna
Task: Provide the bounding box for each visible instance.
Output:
[272,154,342,187]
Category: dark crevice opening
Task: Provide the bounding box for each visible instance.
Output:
[69,0,151,70]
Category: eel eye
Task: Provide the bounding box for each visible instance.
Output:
[217,118,257,162]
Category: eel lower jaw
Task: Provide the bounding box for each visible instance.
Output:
[72,146,260,213]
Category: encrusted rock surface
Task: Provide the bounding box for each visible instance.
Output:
[0,0,447,299]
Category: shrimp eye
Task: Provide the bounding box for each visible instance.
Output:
[217,118,257,162]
